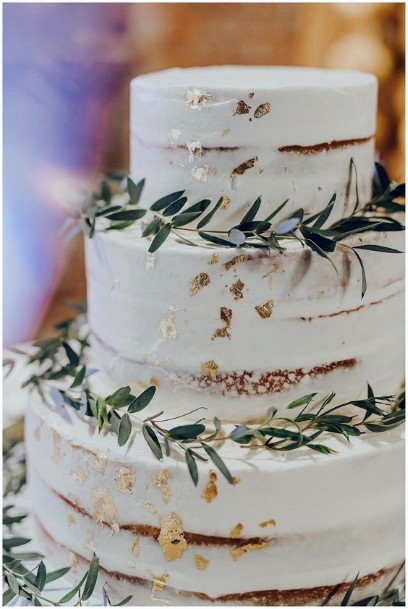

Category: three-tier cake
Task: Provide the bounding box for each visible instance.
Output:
[26,66,404,605]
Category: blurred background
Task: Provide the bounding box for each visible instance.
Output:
[3,2,405,345]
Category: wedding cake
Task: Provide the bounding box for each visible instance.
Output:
[25,66,404,605]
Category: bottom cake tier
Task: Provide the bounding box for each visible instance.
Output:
[25,380,404,606]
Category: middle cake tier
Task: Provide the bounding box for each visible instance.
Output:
[86,227,403,423]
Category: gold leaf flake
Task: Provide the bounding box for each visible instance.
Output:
[51,427,61,464]
[127,560,137,569]
[231,157,258,177]
[231,541,268,561]
[91,453,107,474]
[208,252,219,265]
[151,571,169,593]
[195,555,209,570]
[259,167,264,174]
[248,92,255,99]
[69,551,79,573]
[201,470,218,503]
[224,254,246,270]
[189,272,210,296]
[110,523,120,536]
[115,465,135,494]
[211,307,232,341]
[263,266,279,288]
[152,469,171,504]
[191,165,210,182]
[144,499,158,516]
[232,476,241,485]
[186,88,211,110]
[145,252,156,272]
[230,523,244,538]
[131,535,140,556]
[168,128,181,148]
[92,487,118,527]
[34,425,41,441]
[159,306,178,340]
[150,376,161,388]
[219,128,230,137]
[259,519,276,528]
[187,138,202,162]
[255,300,274,319]
[67,514,76,526]
[254,103,271,118]
[85,530,95,554]
[230,279,245,300]
[72,466,86,486]
[158,512,187,561]
[201,360,219,380]
[220,195,231,210]
[233,100,251,115]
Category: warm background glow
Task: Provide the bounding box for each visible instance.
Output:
[3,2,404,344]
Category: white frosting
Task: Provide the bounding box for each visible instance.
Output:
[85,227,404,422]
[130,66,377,229]
[26,388,404,597]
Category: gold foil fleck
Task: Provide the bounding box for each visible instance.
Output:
[85,530,95,554]
[233,100,251,115]
[159,306,178,340]
[232,476,241,485]
[115,465,135,494]
[152,469,171,504]
[224,254,246,270]
[69,551,79,573]
[219,128,230,137]
[189,272,210,296]
[230,279,245,301]
[131,535,140,556]
[34,425,41,441]
[248,92,255,99]
[168,128,181,148]
[91,487,118,527]
[259,167,264,174]
[211,307,232,341]
[208,253,219,265]
[231,541,268,561]
[255,300,274,319]
[254,102,271,118]
[187,138,203,162]
[201,360,219,380]
[91,453,108,474]
[259,519,276,528]
[110,522,120,536]
[67,514,76,526]
[51,428,61,464]
[201,470,218,503]
[72,466,86,486]
[150,376,161,388]
[230,523,244,538]
[151,571,169,595]
[220,195,231,210]
[186,88,211,110]
[145,252,156,272]
[231,157,258,177]
[158,512,187,561]
[263,266,279,288]
[191,165,210,182]
[195,555,209,570]
[127,560,137,569]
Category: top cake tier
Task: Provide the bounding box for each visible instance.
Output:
[130,66,378,230]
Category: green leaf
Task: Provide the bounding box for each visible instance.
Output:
[142,217,163,237]
[201,444,234,483]
[3,537,31,550]
[311,193,336,228]
[239,197,261,224]
[3,588,17,605]
[106,386,131,407]
[171,211,203,227]
[341,573,359,606]
[127,177,144,205]
[150,191,185,211]
[198,232,233,247]
[70,365,86,389]
[59,572,88,603]
[185,449,199,485]
[142,425,163,460]
[264,199,289,223]
[148,223,172,253]
[197,197,223,229]
[107,221,135,232]
[82,553,100,601]
[167,424,205,440]
[110,410,122,435]
[308,443,337,455]
[6,573,20,595]
[100,180,112,203]
[45,566,71,583]
[118,413,132,446]
[300,227,337,253]
[128,386,156,413]
[287,393,317,409]
[62,342,79,366]
[95,204,122,217]
[182,199,211,215]
[353,249,367,299]
[35,562,46,592]
[106,209,146,222]
[114,595,134,606]
[162,197,188,216]
[354,245,403,254]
